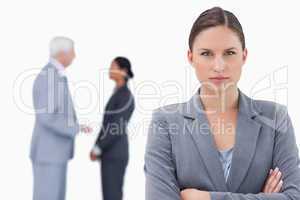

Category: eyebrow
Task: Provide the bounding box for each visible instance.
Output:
[225,47,237,51]
[197,47,237,51]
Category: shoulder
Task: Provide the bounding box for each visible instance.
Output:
[253,99,288,119]
[35,64,56,83]
[152,102,186,122]
[34,65,48,89]
[34,64,61,91]
[116,85,129,95]
[117,86,135,101]
[250,98,290,131]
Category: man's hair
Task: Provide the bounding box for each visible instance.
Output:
[49,36,74,57]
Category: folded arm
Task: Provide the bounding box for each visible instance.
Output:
[209,105,300,200]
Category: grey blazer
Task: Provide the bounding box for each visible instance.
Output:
[145,88,300,200]
[30,63,79,163]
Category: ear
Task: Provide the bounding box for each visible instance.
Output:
[55,52,64,63]
[187,50,193,66]
[242,48,248,63]
[121,69,127,77]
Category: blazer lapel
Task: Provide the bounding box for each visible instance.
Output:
[226,89,262,192]
[48,63,78,125]
[181,91,228,191]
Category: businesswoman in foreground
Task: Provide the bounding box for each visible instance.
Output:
[91,57,135,200]
[145,7,300,200]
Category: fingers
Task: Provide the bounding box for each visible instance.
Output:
[90,151,99,161]
[269,168,282,192]
[263,169,274,192]
[273,180,283,193]
[90,152,97,161]
[80,125,93,134]
[263,167,283,193]
[83,127,89,133]
[85,126,92,132]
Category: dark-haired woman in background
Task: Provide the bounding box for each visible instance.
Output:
[91,57,135,200]
[145,7,300,200]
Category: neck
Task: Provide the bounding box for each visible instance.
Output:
[199,85,239,113]
[115,79,126,88]
[51,57,67,68]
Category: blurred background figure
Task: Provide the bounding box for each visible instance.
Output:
[90,56,135,200]
[30,36,92,200]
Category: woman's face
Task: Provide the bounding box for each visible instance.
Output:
[188,25,247,92]
[109,61,126,81]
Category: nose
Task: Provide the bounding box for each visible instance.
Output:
[213,56,225,72]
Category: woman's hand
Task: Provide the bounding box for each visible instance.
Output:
[262,167,283,193]
[180,189,211,200]
[179,168,282,200]
[90,151,98,161]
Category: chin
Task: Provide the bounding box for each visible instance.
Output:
[64,62,71,67]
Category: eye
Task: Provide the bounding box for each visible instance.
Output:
[200,51,212,56]
[225,50,236,56]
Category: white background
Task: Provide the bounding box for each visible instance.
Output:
[1,0,300,199]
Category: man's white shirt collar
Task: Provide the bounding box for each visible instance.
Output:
[49,58,66,77]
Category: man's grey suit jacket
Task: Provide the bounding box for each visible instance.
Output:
[30,63,79,164]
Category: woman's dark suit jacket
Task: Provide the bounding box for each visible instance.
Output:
[95,84,135,160]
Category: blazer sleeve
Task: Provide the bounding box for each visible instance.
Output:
[210,105,300,200]
[95,91,134,151]
[33,75,79,138]
[144,109,181,200]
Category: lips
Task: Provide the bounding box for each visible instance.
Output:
[209,76,229,80]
